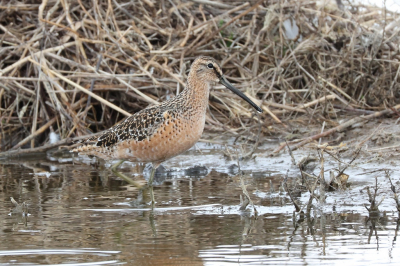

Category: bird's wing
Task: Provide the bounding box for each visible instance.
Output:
[84,106,167,148]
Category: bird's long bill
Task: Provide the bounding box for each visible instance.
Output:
[220,76,263,113]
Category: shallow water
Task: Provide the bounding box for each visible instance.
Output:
[1,144,400,265]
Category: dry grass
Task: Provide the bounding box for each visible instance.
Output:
[0,0,399,152]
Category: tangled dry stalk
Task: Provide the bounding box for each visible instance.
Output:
[0,0,399,154]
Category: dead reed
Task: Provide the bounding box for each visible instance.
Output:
[0,0,399,153]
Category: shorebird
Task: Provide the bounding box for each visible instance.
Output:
[72,56,262,192]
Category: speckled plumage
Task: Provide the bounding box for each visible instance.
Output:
[72,56,261,164]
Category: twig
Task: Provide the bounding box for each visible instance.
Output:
[0,137,73,159]
[10,117,58,150]
[85,51,103,111]
[274,104,400,153]
[0,42,75,76]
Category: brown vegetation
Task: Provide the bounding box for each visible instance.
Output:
[0,0,399,153]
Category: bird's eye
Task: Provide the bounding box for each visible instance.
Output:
[207,63,213,69]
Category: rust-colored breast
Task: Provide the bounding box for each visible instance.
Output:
[111,110,205,163]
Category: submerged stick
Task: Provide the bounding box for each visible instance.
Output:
[0,138,73,159]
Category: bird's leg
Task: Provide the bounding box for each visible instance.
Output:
[148,185,155,209]
[148,162,160,186]
[111,160,142,187]
[147,162,161,208]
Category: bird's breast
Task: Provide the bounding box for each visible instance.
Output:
[113,110,206,163]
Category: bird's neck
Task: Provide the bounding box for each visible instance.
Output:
[183,75,210,112]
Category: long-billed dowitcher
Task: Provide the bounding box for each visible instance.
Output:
[72,56,262,191]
